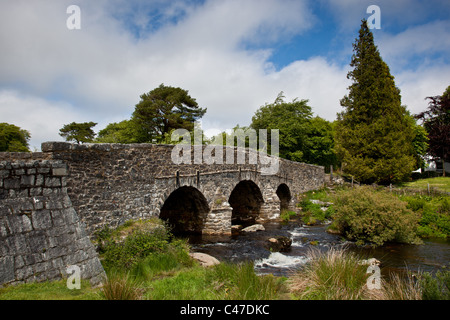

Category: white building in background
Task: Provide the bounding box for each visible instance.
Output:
[419,155,450,174]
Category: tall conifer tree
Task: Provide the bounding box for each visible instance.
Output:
[335,20,416,184]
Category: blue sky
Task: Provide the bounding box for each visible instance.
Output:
[1,0,449,150]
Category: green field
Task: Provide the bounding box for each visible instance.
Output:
[401,177,450,193]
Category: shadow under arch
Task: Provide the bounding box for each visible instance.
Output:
[228,180,264,227]
[276,183,292,212]
[160,186,210,235]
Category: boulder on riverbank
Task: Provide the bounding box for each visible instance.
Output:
[189,252,220,267]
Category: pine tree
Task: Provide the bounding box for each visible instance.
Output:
[335,20,416,184]
[132,84,206,143]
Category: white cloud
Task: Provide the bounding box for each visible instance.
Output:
[378,20,450,67]
[0,0,448,150]
[0,90,85,151]
[0,0,327,142]
[396,65,450,115]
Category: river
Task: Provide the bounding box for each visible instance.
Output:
[188,220,450,277]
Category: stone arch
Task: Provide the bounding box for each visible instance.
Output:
[228,180,264,227]
[276,183,292,212]
[159,186,210,235]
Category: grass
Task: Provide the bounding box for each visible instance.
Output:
[209,262,286,300]
[380,272,422,300]
[94,218,286,300]
[100,261,286,300]
[289,248,371,300]
[401,177,450,193]
[100,272,144,300]
[297,188,335,225]
[2,203,448,301]
[2,247,448,301]
[280,210,298,222]
[289,248,450,300]
[0,280,101,300]
[398,194,450,239]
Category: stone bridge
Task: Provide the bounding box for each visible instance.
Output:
[41,142,324,235]
[0,142,324,286]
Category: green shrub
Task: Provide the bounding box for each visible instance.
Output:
[280,210,297,222]
[299,199,332,225]
[331,186,422,247]
[99,219,187,272]
[399,195,450,239]
[102,229,169,270]
[130,240,193,281]
[420,271,450,300]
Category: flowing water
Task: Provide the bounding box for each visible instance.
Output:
[188,220,450,277]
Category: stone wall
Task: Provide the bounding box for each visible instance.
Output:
[0,159,105,287]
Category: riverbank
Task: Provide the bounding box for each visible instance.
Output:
[1,215,448,300]
[1,180,449,300]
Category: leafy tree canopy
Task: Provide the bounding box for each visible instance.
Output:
[0,123,31,152]
[250,92,337,167]
[251,92,313,161]
[132,84,206,143]
[416,85,450,175]
[96,119,140,144]
[59,121,97,144]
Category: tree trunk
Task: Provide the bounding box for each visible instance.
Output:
[443,158,446,177]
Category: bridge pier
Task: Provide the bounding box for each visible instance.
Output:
[203,205,233,235]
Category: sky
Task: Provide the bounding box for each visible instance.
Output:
[1,0,449,151]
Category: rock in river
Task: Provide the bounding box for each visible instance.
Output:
[266,236,292,252]
[241,224,265,232]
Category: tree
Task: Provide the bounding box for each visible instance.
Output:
[59,122,97,144]
[251,92,313,161]
[335,20,416,185]
[415,86,450,176]
[407,113,429,170]
[0,123,31,152]
[96,119,140,144]
[304,117,338,168]
[131,84,207,143]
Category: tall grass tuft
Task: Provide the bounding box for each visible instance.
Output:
[379,272,422,300]
[100,272,143,300]
[289,248,370,300]
[209,262,285,300]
